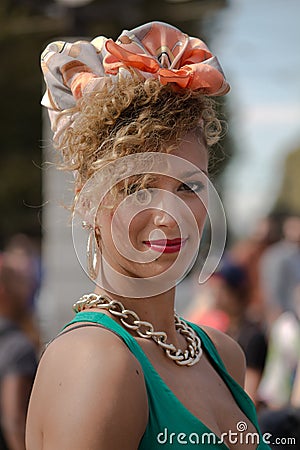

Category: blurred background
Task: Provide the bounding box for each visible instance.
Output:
[1,1,300,439]
[1,0,300,244]
[0,0,300,318]
[0,0,300,448]
[1,0,300,241]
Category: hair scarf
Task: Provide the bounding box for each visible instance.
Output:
[41,21,230,143]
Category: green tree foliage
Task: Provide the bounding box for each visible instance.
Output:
[274,145,300,216]
[0,0,231,247]
[0,33,43,246]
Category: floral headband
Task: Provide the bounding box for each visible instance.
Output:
[41,21,230,143]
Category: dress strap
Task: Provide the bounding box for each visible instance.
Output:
[61,311,151,364]
[188,322,227,371]
[56,322,122,340]
[189,321,260,429]
[43,318,125,357]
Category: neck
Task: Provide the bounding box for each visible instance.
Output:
[94,285,179,342]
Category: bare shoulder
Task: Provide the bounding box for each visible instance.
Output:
[26,324,148,450]
[201,325,246,388]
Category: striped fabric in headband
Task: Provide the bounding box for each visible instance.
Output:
[41,21,230,142]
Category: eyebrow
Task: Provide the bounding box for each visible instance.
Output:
[182,169,208,177]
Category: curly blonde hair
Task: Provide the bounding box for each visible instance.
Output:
[58,76,223,196]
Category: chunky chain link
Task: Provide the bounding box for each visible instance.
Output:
[73,293,202,366]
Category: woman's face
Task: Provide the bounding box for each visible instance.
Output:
[96,132,208,281]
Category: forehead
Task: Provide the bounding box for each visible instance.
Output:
[167,133,208,171]
[122,138,207,184]
[76,134,208,214]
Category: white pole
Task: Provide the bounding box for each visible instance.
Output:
[37,109,93,343]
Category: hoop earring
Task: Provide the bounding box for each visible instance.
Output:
[86,227,99,280]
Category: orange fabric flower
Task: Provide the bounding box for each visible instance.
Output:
[41,21,229,143]
[103,23,229,95]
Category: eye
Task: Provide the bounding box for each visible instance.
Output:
[125,184,154,205]
[179,181,205,193]
[135,189,153,205]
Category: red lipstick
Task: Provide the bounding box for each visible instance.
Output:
[143,238,187,254]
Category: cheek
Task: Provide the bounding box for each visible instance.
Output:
[128,211,150,242]
[188,199,207,233]
[96,209,113,247]
[99,207,148,252]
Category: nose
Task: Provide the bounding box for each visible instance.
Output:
[151,191,181,228]
[153,208,178,228]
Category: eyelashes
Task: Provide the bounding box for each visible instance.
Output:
[121,180,206,197]
[179,181,205,193]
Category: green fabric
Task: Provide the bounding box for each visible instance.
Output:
[64,311,270,449]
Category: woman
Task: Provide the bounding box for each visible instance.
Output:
[26,22,270,449]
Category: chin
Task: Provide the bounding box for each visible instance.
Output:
[131,259,188,281]
[102,251,191,283]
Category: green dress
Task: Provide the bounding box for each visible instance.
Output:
[64,311,271,449]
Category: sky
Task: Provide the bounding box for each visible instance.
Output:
[208,0,300,236]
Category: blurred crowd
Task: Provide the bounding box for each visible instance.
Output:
[1,212,300,448]
[0,234,41,450]
[183,212,300,448]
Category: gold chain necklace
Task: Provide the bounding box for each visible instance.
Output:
[73,293,202,366]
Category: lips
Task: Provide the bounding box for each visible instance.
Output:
[143,238,187,254]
